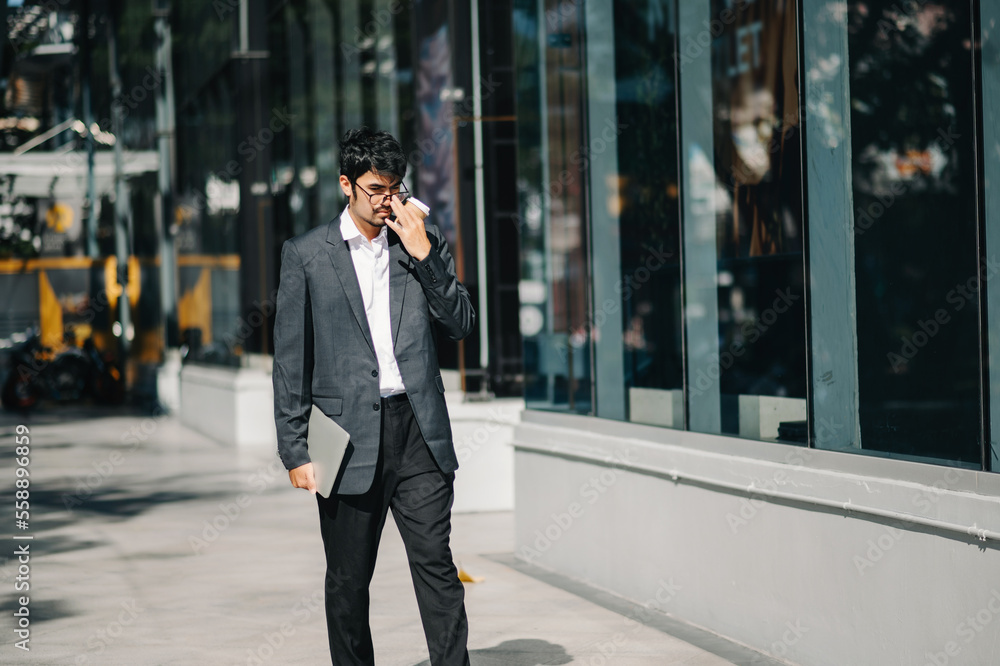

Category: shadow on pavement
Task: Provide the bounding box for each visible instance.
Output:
[0,402,162,429]
[1,595,76,626]
[413,639,573,666]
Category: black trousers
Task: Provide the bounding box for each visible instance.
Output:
[315,393,470,666]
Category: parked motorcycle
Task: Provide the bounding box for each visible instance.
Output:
[1,330,124,411]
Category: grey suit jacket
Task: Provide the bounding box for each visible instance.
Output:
[272,216,475,495]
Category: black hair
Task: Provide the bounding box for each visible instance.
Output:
[338,127,407,184]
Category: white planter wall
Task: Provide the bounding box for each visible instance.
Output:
[177,363,517,512]
[179,364,277,448]
[514,411,1000,666]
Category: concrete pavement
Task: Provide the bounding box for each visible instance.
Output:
[1,407,782,665]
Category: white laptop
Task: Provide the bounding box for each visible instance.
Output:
[307,404,351,498]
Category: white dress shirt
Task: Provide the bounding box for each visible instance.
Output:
[339,207,407,397]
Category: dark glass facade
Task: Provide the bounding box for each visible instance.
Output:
[1,0,523,396]
[615,0,684,416]
[169,0,520,389]
[847,0,983,465]
[517,0,995,470]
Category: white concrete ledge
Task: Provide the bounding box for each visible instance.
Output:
[176,362,518,512]
[513,410,1000,666]
[179,363,277,448]
[447,394,522,513]
[518,409,1000,498]
[155,349,182,414]
[514,413,1000,536]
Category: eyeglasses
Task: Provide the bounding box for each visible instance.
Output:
[353,181,410,207]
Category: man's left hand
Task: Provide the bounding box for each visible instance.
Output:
[386,196,432,261]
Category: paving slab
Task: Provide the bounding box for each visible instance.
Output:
[0,408,779,665]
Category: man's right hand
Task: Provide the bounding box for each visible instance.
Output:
[289,462,318,494]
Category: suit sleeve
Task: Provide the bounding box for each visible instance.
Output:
[413,224,476,341]
[272,240,314,470]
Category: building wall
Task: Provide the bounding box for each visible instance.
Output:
[514,9,1000,657]
[518,0,993,454]
[514,412,1000,665]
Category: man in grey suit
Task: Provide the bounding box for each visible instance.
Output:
[272,127,474,665]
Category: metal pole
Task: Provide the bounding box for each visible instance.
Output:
[470,0,491,396]
[108,3,131,360]
[0,2,6,79]
[154,3,178,348]
[80,0,99,257]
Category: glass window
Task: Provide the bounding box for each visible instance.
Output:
[174,3,242,365]
[613,0,685,428]
[682,0,808,442]
[843,0,983,466]
[518,0,992,470]
[516,0,592,413]
[983,2,1000,472]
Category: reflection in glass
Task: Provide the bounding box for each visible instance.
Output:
[846,0,982,465]
[516,0,592,413]
[173,2,244,363]
[614,0,684,428]
[707,0,808,440]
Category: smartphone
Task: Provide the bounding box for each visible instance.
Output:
[389,197,430,222]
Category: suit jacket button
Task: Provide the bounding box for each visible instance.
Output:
[373,402,380,411]
[371,369,378,377]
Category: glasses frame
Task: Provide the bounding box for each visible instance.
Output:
[353,180,410,207]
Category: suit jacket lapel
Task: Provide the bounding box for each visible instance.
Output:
[388,230,411,347]
[325,221,376,359]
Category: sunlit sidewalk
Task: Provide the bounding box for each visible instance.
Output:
[1,409,779,665]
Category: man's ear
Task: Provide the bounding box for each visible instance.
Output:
[339,175,353,199]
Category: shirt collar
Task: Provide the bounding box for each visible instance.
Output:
[339,206,387,245]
